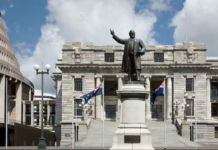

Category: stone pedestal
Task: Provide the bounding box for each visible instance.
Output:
[110,83,155,150]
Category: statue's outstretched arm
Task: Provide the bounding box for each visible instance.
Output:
[112,34,126,44]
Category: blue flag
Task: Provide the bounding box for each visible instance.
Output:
[82,83,103,105]
[151,82,164,107]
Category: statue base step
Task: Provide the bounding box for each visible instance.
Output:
[110,124,155,150]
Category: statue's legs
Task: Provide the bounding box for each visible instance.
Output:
[136,69,141,81]
[128,53,136,81]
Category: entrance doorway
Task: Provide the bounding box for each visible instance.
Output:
[151,104,163,119]
[105,105,116,119]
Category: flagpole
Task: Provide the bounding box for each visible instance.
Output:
[76,101,77,147]
[164,79,166,149]
[5,77,8,149]
[102,78,105,148]
[185,12,187,42]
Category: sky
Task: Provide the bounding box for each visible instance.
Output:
[1,0,218,94]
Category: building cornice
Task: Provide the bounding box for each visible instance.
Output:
[56,63,212,69]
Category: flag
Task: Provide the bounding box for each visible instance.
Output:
[82,83,103,104]
[151,82,164,107]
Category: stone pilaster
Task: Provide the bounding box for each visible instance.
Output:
[206,76,212,120]
[145,75,151,119]
[95,74,102,119]
[167,76,173,119]
[22,101,26,124]
[31,101,34,126]
[174,74,186,120]
[116,74,124,121]
[195,75,207,120]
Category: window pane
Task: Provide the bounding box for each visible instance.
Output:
[211,86,218,97]
[74,99,83,116]
[154,53,164,62]
[186,79,194,91]
[215,127,218,138]
[74,79,82,91]
[185,99,194,116]
[212,103,218,117]
[105,53,114,62]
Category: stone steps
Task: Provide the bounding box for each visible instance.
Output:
[75,119,195,148]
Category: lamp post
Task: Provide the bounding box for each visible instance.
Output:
[34,64,51,149]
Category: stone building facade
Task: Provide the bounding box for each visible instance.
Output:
[52,41,218,146]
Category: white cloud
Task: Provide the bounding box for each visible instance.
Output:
[149,0,171,12]
[10,4,14,8]
[0,9,7,16]
[14,42,32,55]
[16,0,158,94]
[8,0,14,8]
[171,0,218,56]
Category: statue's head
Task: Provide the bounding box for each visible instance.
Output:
[129,30,135,38]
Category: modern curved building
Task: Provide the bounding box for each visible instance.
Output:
[0,12,34,126]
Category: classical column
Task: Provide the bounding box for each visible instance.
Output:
[39,101,42,127]
[31,101,34,126]
[22,101,26,124]
[167,76,173,119]
[116,74,124,121]
[207,77,211,120]
[0,75,5,123]
[15,82,22,122]
[145,76,151,119]
[29,88,32,101]
[47,101,50,127]
[95,75,102,119]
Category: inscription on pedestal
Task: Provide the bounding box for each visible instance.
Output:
[124,135,140,143]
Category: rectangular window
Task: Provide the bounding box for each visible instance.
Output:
[34,104,39,114]
[11,84,16,95]
[74,99,83,116]
[215,127,218,138]
[49,116,55,125]
[50,104,56,114]
[212,103,218,117]
[74,79,82,91]
[154,53,164,62]
[186,78,194,91]
[43,116,47,125]
[43,104,47,114]
[105,53,114,62]
[34,117,39,125]
[26,104,31,114]
[185,99,194,116]
[211,85,218,97]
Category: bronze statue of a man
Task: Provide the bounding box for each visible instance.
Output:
[110,29,146,81]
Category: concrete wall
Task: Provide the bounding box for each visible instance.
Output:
[55,80,62,146]
[14,123,55,146]
[193,123,218,144]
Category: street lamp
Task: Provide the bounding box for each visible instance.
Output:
[34,64,51,149]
